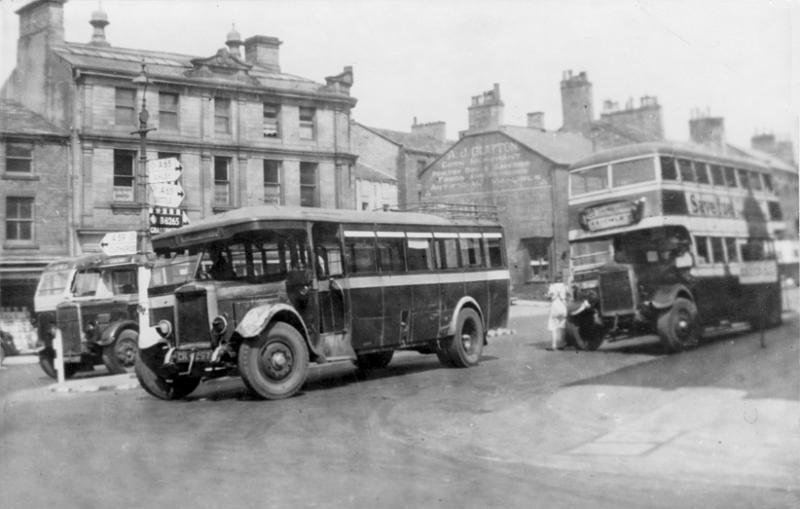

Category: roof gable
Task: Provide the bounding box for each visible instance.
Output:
[0,99,65,136]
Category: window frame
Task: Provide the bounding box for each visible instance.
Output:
[5,141,33,174]
[214,97,231,134]
[112,149,136,202]
[5,196,34,242]
[263,103,281,138]
[115,87,137,127]
[214,156,232,206]
[299,162,318,207]
[263,159,282,205]
[158,92,179,131]
[299,106,316,140]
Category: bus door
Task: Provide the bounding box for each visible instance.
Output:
[311,224,347,334]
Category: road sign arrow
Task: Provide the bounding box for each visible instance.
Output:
[149,182,185,208]
[147,157,183,183]
[99,230,138,256]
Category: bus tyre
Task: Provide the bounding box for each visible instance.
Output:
[102,329,139,374]
[353,350,394,371]
[566,316,604,351]
[443,308,484,368]
[135,344,201,400]
[38,347,77,379]
[238,322,309,400]
[657,298,699,353]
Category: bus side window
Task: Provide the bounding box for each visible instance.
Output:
[660,157,677,180]
[695,236,710,264]
[486,237,504,268]
[710,165,725,186]
[436,238,459,270]
[725,237,739,262]
[736,169,750,189]
[723,167,738,187]
[407,237,434,271]
[459,236,484,268]
[695,162,710,184]
[678,159,694,182]
[710,237,725,263]
[376,237,405,273]
[344,236,377,274]
[741,238,765,261]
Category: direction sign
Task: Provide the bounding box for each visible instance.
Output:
[99,230,138,256]
[146,158,182,184]
[149,182,185,208]
[149,207,189,234]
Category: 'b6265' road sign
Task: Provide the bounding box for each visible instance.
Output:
[149,207,189,234]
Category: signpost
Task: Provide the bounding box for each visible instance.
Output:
[146,157,182,184]
[149,182,185,209]
[99,230,138,256]
[149,206,190,234]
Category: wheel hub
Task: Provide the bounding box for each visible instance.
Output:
[262,343,293,380]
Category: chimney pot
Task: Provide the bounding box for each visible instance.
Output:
[244,35,282,72]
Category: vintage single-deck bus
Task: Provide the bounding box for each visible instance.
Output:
[36,253,146,378]
[137,206,510,400]
[567,142,783,352]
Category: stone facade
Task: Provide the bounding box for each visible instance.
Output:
[0,0,358,314]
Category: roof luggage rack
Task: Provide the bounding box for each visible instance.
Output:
[396,202,499,222]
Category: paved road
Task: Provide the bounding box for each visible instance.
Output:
[1,300,797,509]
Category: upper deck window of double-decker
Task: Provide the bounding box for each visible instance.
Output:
[611,157,655,188]
[570,165,608,197]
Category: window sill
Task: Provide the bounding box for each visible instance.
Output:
[212,204,236,213]
[1,173,39,181]
[110,201,142,211]
[3,242,39,250]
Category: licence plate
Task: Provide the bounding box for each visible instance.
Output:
[174,349,212,363]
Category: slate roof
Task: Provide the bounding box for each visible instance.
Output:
[498,125,594,165]
[357,123,453,155]
[353,161,397,183]
[52,42,338,96]
[0,99,65,136]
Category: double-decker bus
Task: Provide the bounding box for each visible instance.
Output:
[137,206,510,400]
[567,142,783,352]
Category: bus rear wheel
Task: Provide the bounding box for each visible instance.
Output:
[102,329,138,374]
[238,322,309,400]
[135,344,201,400]
[441,308,484,368]
[353,350,394,371]
[657,297,699,353]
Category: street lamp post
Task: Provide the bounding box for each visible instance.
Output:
[131,61,156,253]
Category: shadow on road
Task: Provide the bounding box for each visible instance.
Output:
[564,315,798,402]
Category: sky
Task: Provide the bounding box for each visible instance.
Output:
[1,0,797,149]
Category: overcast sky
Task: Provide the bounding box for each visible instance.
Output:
[1,0,797,149]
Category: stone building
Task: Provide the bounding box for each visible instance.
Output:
[0,99,69,310]
[351,119,453,209]
[0,0,358,315]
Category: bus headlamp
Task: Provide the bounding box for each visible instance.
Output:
[212,316,228,335]
[155,319,173,338]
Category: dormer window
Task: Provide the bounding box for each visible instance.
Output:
[263,103,280,138]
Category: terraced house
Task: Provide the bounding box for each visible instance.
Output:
[0,0,358,314]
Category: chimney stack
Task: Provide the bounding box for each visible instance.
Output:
[560,70,594,133]
[467,83,504,132]
[244,35,282,72]
[689,109,725,147]
[527,112,545,130]
[411,119,447,142]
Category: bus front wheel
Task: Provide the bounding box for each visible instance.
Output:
[102,329,138,374]
[135,344,201,400]
[657,298,699,353]
[441,308,484,368]
[238,322,309,400]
